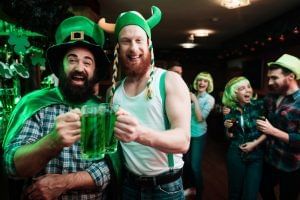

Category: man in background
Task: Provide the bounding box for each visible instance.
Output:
[256,54,300,200]
[168,61,183,76]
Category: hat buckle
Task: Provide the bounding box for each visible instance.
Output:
[70,31,84,41]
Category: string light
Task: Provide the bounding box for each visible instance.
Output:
[293,27,299,34]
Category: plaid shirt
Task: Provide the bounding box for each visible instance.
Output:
[224,99,265,146]
[264,89,300,172]
[4,104,111,199]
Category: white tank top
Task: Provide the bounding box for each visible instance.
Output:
[113,68,184,176]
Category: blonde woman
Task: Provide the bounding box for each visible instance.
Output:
[185,72,215,199]
[222,76,266,200]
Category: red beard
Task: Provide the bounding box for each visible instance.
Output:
[119,52,151,78]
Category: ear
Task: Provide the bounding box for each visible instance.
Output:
[288,72,296,80]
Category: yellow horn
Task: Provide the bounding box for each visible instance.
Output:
[98,18,115,33]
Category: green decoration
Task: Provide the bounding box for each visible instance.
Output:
[31,54,45,66]
[8,33,30,55]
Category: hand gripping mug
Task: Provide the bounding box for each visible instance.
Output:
[80,103,119,160]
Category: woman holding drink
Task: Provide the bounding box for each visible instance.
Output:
[222,76,266,200]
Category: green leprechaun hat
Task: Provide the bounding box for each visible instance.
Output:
[46,16,110,80]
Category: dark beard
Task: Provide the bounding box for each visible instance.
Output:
[59,71,97,104]
[119,53,151,78]
[268,80,289,95]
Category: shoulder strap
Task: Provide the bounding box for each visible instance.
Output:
[159,70,174,169]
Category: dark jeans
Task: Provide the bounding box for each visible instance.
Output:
[260,162,300,200]
[227,145,263,200]
[122,176,184,200]
[184,134,206,200]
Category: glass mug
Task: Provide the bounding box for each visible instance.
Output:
[80,103,119,160]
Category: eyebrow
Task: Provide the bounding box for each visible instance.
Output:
[66,54,94,62]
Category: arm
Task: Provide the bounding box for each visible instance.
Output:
[239,134,267,153]
[190,92,203,122]
[192,95,215,122]
[13,109,81,177]
[24,171,100,199]
[256,119,289,143]
[115,72,191,153]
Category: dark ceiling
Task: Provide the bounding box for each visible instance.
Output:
[0,0,299,51]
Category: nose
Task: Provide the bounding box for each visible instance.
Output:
[268,79,273,85]
[129,41,139,52]
[75,60,86,70]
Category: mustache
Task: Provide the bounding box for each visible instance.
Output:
[69,70,88,80]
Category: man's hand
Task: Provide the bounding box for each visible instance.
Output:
[52,108,82,147]
[114,108,144,143]
[256,118,275,136]
[24,174,68,200]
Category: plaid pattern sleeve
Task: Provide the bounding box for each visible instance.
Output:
[223,99,264,145]
[4,107,43,176]
[86,161,111,187]
[264,90,300,172]
[3,104,112,199]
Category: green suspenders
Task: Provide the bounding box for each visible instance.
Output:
[159,71,174,170]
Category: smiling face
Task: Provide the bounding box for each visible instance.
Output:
[59,46,98,103]
[118,25,151,78]
[63,47,96,86]
[267,68,290,95]
[234,80,253,105]
[196,78,209,93]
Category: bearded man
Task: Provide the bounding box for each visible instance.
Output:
[2,16,120,200]
[256,54,300,200]
[99,6,191,200]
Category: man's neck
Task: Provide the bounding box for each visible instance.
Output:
[124,68,153,96]
[284,81,299,96]
[126,67,152,83]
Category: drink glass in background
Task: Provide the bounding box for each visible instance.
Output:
[80,104,105,160]
[100,103,119,154]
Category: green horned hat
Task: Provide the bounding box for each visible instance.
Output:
[46,16,110,79]
[98,6,162,40]
[98,6,162,101]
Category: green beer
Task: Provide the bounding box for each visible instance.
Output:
[105,107,118,153]
[80,103,119,160]
[81,106,105,160]
[97,103,118,154]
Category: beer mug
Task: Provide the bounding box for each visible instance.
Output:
[80,103,119,160]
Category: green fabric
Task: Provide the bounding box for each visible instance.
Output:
[159,70,174,168]
[2,87,100,148]
[55,16,105,47]
[2,87,122,198]
[115,6,162,40]
[115,12,151,39]
[106,148,123,200]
